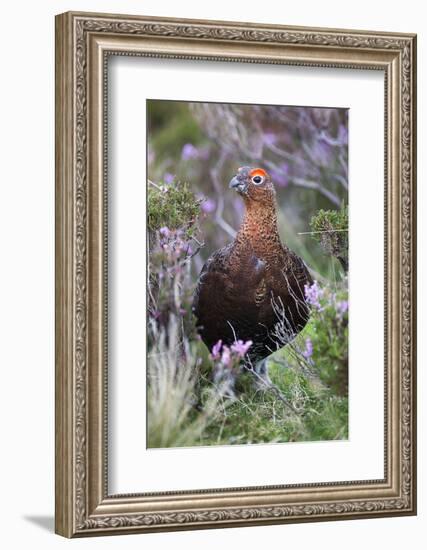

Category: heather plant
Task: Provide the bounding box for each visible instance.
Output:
[148,226,194,332]
[147,178,201,241]
[310,206,349,272]
[147,179,229,447]
[209,339,253,396]
[271,279,349,391]
[302,280,349,395]
[147,179,203,340]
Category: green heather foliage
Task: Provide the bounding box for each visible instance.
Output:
[302,281,349,396]
[147,179,201,239]
[310,206,349,272]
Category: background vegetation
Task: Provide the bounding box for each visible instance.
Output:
[147,101,349,448]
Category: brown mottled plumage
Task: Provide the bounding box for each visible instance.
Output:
[193,167,312,370]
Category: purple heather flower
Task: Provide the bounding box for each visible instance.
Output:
[181,143,199,161]
[201,198,216,214]
[221,346,232,367]
[337,300,349,317]
[211,340,223,360]
[231,339,253,358]
[302,337,313,359]
[173,242,183,255]
[263,132,277,146]
[159,226,171,238]
[163,172,175,184]
[304,281,323,310]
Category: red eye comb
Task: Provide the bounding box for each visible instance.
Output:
[249,168,267,178]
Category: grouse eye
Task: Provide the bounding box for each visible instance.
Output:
[252,175,263,185]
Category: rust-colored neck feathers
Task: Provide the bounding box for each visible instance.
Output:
[235,197,282,260]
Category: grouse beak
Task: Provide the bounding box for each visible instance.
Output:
[229,175,247,195]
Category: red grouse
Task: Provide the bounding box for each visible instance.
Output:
[193,167,312,387]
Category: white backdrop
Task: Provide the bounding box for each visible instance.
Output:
[0,1,424,549]
[109,59,384,494]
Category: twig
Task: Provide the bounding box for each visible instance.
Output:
[191,235,204,247]
[148,179,163,190]
[297,229,348,235]
[332,173,349,191]
[248,365,300,415]
[216,216,237,239]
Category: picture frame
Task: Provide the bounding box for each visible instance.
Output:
[55,11,417,537]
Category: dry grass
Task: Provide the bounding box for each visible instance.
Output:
[147,316,225,448]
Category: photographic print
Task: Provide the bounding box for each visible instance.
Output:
[147,100,349,449]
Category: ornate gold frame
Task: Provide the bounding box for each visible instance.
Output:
[55,11,417,537]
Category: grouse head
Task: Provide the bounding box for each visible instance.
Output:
[229,166,275,205]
